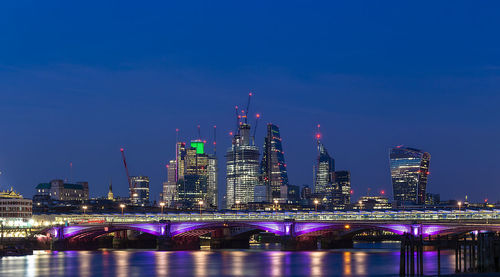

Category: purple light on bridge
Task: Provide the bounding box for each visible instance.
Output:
[294,223,337,236]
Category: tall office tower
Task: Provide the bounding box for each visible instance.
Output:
[314,142,335,194]
[390,147,431,205]
[331,170,351,208]
[177,140,212,208]
[130,176,150,204]
[260,123,289,202]
[163,160,177,207]
[226,123,260,209]
[206,155,218,209]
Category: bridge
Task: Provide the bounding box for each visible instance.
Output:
[35,209,500,250]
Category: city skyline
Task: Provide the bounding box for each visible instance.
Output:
[0,1,499,203]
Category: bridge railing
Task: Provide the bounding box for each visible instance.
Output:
[28,209,500,226]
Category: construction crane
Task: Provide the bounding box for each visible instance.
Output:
[120,148,133,197]
[252,113,261,145]
[244,92,252,124]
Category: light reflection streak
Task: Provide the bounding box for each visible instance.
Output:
[78,251,91,277]
[343,251,352,275]
[155,251,170,276]
[193,251,209,277]
[309,251,326,276]
[115,251,130,277]
[231,251,248,276]
[269,251,284,277]
[353,252,367,275]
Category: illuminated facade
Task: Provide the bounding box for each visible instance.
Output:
[226,124,260,208]
[390,147,431,205]
[163,160,177,207]
[0,189,32,218]
[314,142,335,194]
[172,140,217,209]
[260,123,289,202]
[130,176,150,204]
[331,170,351,208]
[35,179,89,201]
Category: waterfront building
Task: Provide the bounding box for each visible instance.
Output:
[35,179,89,201]
[390,146,431,205]
[0,188,32,218]
[130,176,150,205]
[226,123,260,208]
[357,196,391,210]
[260,123,289,202]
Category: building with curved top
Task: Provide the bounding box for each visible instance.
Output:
[390,146,431,205]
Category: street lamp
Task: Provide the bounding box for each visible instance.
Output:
[235,200,241,211]
[120,204,125,216]
[358,200,363,211]
[314,199,319,212]
[199,200,204,216]
[160,202,165,215]
[82,205,88,216]
[458,201,462,220]
[274,199,279,211]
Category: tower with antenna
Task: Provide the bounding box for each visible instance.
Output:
[225,92,260,209]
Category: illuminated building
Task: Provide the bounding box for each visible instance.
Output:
[172,140,217,209]
[130,176,150,204]
[163,160,177,207]
[390,147,431,205]
[0,188,32,218]
[107,180,114,201]
[357,196,391,210]
[331,170,351,209]
[314,142,335,194]
[35,179,89,201]
[226,123,260,208]
[254,185,267,203]
[260,123,289,202]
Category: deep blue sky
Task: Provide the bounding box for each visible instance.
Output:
[0,1,499,203]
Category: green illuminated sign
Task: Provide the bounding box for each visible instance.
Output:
[190,140,205,154]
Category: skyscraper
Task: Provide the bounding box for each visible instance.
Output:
[226,123,260,208]
[390,146,431,205]
[260,123,289,202]
[162,160,177,207]
[332,170,351,208]
[314,142,335,194]
[130,176,150,204]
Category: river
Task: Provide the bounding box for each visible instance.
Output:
[0,242,456,276]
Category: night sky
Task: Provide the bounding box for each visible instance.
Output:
[1,1,499,203]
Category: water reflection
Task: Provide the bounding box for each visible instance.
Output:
[0,244,459,277]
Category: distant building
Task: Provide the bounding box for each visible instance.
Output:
[390,147,431,205]
[254,185,267,203]
[330,170,351,209]
[425,193,440,205]
[314,142,335,194]
[163,160,177,207]
[357,196,391,210]
[283,184,301,205]
[0,188,32,218]
[130,176,150,205]
[260,123,289,202]
[35,179,89,201]
[107,180,114,201]
[301,185,312,200]
[207,154,218,209]
[226,123,260,208]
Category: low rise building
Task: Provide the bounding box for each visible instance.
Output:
[0,188,32,218]
[35,179,89,201]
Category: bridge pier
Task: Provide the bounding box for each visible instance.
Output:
[50,226,66,251]
[319,235,353,249]
[113,231,129,249]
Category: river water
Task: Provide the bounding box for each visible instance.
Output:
[0,242,456,276]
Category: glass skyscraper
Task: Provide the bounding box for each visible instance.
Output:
[390,146,431,205]
[314,142,335,194]
[260,123,289,202]
[226,123,260,208]
[130,176,150,204]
